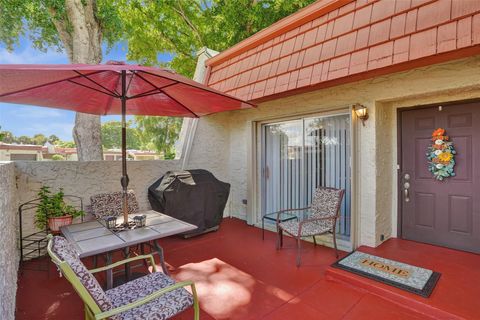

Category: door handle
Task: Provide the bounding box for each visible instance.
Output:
[403,175,410,202]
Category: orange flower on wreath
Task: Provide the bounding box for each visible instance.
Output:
[432,128,445,137]
[431,135,449,141]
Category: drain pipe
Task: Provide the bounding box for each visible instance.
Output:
[179,47,219,170]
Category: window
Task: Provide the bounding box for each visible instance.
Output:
[261,113,351,238]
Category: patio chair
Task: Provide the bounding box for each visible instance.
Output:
[276,187,345,267]
[90,190,139,219]
[47,236,199,320]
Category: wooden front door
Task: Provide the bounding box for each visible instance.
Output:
[400,101,480,253]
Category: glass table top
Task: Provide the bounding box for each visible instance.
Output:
[263,208,311,221]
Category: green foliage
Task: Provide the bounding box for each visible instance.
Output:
[101,120,141,150]
[0,130,69,145]
[0,126,5,142]
[16,135,34,144]
[55,140,76,148]
[51,154,65,161]
[0,0,122,55]
[0,130,14,143]
[35,186,84,230]
[33,133,48,145]
[120,0,315,77]
[135,116,183,159]
[100,118,183,159]
[204,0,316,50]
[48,134,60,144]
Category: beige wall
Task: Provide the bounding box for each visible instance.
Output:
[0,162,19,320]
[186,55,480,248]
[15,160,182,237]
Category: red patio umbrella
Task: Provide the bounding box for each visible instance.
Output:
[0,62,254,226]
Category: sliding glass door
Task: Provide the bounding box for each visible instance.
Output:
[261,113,351,239]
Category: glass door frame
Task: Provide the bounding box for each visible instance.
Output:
[253,108,355,251]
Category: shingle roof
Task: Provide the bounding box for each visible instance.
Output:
[206,0,480,102]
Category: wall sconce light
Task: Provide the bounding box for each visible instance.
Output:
[353,104,369,126]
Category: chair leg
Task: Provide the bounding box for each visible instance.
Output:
[276,228,283,250]
[296,237,302,267]
[124,247,131,282]
[140,243,149,269]
[313,235,317,246]
[333,231,339,258]
[262,217,265,240]
[153,240,169,275]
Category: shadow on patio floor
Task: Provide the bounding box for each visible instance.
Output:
[16,218,431,319]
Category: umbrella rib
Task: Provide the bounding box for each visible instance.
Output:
[68,79,118,97]
[126,88,157,100]
[73,70,120,97]
[0,70,108,99]
[103,70,124,115]
[157,89,199,118]
[139,70,255,107]
[126,71,135,94]
[134,73,199,117]
[126,82,179,100]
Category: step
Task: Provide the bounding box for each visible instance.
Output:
[325,266,463,320]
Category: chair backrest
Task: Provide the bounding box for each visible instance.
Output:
[311,187,345,229]
[48,236,115,316]
[90,190,139,219]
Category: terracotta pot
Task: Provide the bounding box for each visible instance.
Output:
[48,215,73,233]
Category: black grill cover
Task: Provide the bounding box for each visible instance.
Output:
[148,169,230,236]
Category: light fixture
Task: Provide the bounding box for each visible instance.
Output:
[353,104,369,126]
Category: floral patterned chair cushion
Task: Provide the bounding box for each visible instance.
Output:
[90,190,139,219]
[50,237,115,313]
[105,272,194,320]
[279,187,344,237]
[310,187,344,229]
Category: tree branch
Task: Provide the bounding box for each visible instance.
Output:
[173,2,204,46]
[48,7,74,61]
[136,7,193,58]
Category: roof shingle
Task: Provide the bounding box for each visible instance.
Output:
[206,0,480,102]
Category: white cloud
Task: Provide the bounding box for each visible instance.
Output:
[0,104,75,140]
[5,106,66,118]
[0,46,67,64]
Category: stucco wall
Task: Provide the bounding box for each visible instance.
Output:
[11,56,480,251]
[15,160,181,237]
[187,55,480,248]
[0,162,19,320]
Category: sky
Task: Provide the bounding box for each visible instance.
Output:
[0,37,173,141]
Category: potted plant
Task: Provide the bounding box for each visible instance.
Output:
[35,186,84,233]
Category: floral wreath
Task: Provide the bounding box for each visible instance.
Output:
[426,128,456,180]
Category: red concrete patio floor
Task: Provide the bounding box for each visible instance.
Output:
[16,218,480,319]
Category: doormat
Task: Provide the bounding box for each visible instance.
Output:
[332,251,440,297]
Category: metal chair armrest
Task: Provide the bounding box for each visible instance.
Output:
[95,281,199,320]
[89,254,157,273]
[272,207,311,224]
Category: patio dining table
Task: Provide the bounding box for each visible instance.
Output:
[60,210,197,289]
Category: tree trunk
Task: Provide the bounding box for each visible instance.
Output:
[66,0,103,161]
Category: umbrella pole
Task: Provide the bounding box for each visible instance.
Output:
[120,70,129,226]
